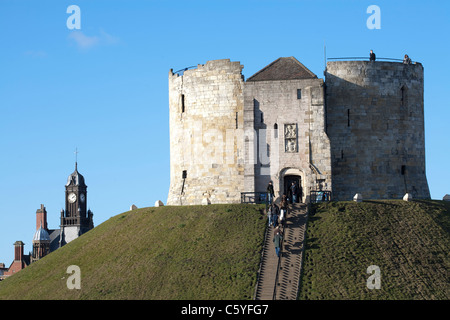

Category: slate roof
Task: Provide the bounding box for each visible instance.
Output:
[33,226,51,241]
[247,57,317,81]
[66,162,86,187]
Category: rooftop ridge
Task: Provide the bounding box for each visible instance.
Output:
[247,56,317,81]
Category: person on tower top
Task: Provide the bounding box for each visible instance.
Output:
[403,54,412,65]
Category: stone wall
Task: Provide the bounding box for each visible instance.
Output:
[167,59,245,205]
[244,78,332,202]
[166,58,431,205]
[60,226,79,245]
[325,61,430,200]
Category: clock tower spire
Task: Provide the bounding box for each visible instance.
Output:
[60,157,94,247]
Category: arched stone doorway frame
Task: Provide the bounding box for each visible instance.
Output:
[279,167,306,203]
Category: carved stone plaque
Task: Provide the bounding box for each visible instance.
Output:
[285,124,297,152]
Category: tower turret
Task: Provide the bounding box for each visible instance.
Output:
[325,60,430,200]
[167,59,245,205]
[32,223,50,262]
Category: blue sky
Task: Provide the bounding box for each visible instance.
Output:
[0,0,449,265]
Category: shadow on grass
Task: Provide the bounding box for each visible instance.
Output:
[305,237,320,250]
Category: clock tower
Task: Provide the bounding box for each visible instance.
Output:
[60,162,94,246]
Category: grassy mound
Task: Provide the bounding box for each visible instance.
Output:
[2,200,447,300]
[300,200,450,300]
[0,204,266,300]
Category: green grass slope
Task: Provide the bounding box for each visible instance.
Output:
[0,204,266,300]
[1,200,448,300]
[300,200,450,300]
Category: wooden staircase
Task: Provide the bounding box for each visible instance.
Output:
[254,203,308,300]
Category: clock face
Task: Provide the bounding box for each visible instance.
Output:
[68,192,77,203]
[80,193,85,203]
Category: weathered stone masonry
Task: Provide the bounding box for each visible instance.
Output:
[167,59,245,205]
[244,73,332,203]
[325,61,430,200]
[167,57,430,205]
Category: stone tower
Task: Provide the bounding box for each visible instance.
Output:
[167,59,245,205]
[325,61,430,200]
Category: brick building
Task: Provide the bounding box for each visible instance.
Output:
[1,163,94,279]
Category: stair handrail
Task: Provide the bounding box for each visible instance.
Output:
[253,208,271,300]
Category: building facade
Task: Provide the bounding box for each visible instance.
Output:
[1,163,94,279]
[166,56,430,205]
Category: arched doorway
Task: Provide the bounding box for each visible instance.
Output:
[280,168,305,203]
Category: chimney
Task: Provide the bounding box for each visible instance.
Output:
[36,204,48,231]
[14,241,25,261]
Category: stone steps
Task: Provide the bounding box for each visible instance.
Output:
[274,203,308,300]
[254,203,308,300]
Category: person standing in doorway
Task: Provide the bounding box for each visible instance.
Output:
[290,182,298,204]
